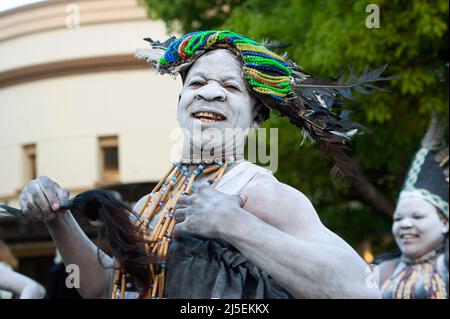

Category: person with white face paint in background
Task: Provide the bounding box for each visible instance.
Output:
[374,113,449,299]
[18,30,391,299]
[0,240,46,299]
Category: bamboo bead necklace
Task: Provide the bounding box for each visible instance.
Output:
[111,158,234,299]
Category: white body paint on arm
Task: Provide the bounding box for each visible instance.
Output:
[220,172,380,298]
[0,263,46,299]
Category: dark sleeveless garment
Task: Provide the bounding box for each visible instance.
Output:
[163,161,293,298]
[164,235,293,298]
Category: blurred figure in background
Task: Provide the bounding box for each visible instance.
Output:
[0,240,46,299]
[0,240,17,299]
[374,113,449,299]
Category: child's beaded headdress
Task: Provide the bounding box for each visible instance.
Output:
[136,30,391,179]
[400,113,449,218]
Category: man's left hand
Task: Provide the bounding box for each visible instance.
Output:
[172,182,247,239]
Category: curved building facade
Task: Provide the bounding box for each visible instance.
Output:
[0,0,181,208]
[0,0,182,274]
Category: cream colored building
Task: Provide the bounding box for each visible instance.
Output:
[0,0,182,208]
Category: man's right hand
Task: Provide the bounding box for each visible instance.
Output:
[19,176,69,223]
[19,176,112,299]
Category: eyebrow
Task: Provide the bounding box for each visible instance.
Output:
[188,71,243,82]
[393,211,425,218]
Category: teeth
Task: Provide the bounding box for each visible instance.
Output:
[194,112,225,121]
[401,234,418,239]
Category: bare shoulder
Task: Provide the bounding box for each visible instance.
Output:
[375,258,399,285]
[132,194,152,213]
[241,171,360,254]
[437,252,447,271]
[376,258,399,271]
[241,171,322,234]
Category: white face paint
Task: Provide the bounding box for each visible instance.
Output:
[392,195,449,259]
[177,49,258,161]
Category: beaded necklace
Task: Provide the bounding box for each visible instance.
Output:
[111,158,235,299]
[381,247,448,299]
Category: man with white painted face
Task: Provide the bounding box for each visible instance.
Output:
[176,49,264,164]
[19,30,389,299]
[374,113,449,299]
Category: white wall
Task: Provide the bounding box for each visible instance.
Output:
[0,4,186,202]
[0,69,182,197]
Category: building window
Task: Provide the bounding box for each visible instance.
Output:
[23,144,37,182]
[99,136,119,182]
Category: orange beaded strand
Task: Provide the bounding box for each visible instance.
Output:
[112,159,232,299]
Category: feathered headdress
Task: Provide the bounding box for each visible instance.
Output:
[135,30,391,179]
[400,112,449,218]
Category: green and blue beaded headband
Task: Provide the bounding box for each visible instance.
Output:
[137,30,292,103]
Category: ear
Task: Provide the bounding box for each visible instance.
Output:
[441,218,449,235]
[177,93,184,122]
[251,102,263,128]
[251,101,259,118]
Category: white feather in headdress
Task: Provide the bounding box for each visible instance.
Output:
[135,48,165,64]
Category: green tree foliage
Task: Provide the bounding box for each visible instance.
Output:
[141,0,448,254]
[140,0,245,32]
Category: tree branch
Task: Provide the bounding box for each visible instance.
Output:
[353,159,395,218]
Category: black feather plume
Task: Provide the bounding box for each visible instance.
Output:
[261,39,291,49]
[143,36,177,49]
[0,204,23,217]
[255,64,393,181]
[296,64,393,105]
